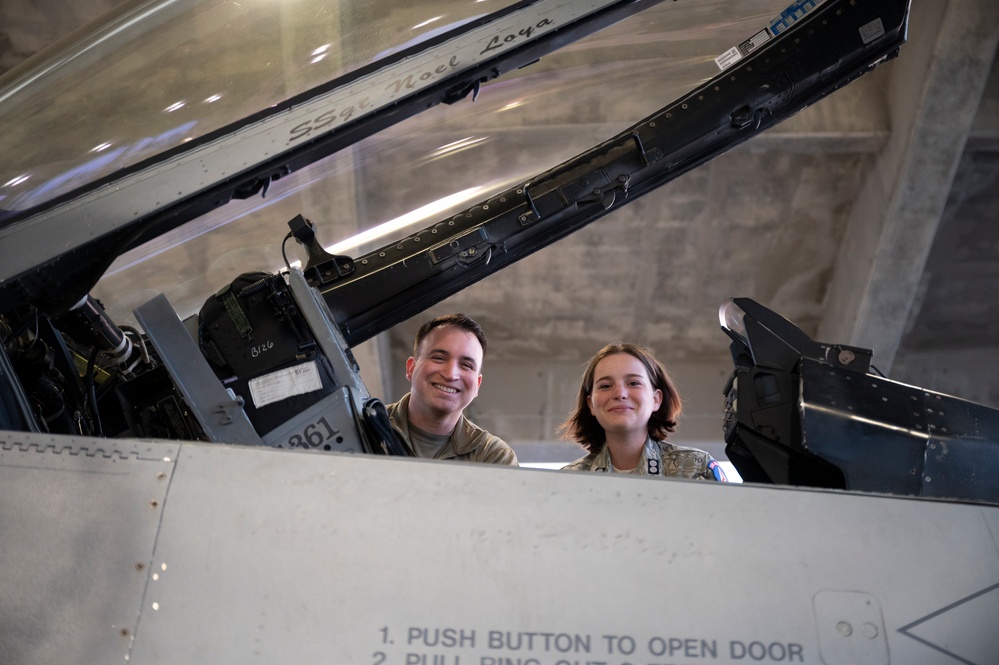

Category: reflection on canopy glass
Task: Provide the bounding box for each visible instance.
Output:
[70,0,792,322]
[0,0,531,217]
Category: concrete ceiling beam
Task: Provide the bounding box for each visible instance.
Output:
[816,0,999,372]
[968,49,999,152]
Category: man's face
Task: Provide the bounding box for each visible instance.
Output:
[406,325,484,421]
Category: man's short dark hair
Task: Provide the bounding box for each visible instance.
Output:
[413,313,487,357]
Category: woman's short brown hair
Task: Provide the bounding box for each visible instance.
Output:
[559,343,681,454]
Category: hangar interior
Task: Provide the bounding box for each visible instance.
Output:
[1,0,997,467]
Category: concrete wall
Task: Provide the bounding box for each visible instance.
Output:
[893,347,999,410]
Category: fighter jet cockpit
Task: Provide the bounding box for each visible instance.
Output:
[7,1,999,663]
[0,0,920,467]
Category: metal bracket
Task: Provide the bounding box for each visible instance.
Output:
[213,389,246,426]
[429,227,489,265]
[134,294,263,446]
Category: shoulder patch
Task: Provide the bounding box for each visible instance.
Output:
[707,459,729,482]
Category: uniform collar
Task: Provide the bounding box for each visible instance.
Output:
[591,437,664,475]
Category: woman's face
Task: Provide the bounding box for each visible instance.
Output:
[586,352,663,439]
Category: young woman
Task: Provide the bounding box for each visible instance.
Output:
[560,343,727,480]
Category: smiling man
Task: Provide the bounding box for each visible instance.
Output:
[386,313,518,465]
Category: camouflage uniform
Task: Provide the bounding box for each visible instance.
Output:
[562,437,726,481]
[387,393,518,465]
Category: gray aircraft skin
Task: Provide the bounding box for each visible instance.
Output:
[3,0,999,664]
